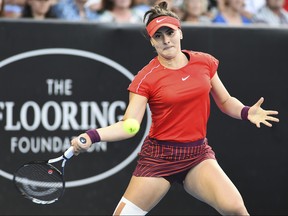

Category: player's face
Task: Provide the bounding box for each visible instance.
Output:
[151,26,182,60]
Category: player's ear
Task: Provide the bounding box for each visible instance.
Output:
[179,29,183,40]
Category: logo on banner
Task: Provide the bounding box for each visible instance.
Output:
[0,48,151,187]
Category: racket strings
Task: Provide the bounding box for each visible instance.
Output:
[14,163,64,203]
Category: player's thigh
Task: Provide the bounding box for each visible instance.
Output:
[122,175,171,211]
[183,159,244,209]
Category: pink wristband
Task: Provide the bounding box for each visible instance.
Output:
[86,129,101,143]
[241,106,250,120]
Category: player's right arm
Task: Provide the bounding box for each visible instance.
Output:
[97,92,148,141]
[71,93,148,154]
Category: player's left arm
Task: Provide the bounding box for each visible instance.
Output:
[210,72,279,127]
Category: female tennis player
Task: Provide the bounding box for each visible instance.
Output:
[71,1,279,215]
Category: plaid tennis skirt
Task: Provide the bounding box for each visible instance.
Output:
[133,136,216,178]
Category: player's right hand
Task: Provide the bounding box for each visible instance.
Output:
[70,133,92,155]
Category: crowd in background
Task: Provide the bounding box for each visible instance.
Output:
[0,0,288,26]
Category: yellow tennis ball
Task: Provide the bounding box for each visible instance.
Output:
[123,118,140,134]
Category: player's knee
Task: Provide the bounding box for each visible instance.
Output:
[113,197,148,216]
[218,198,249,215]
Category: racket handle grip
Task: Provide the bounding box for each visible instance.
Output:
[64,146,74,159]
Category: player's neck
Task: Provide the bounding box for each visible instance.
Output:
[158,52,188,69]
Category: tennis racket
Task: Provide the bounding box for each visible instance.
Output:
[13,136,87,204]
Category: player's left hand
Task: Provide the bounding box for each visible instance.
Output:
[248,97,279,128]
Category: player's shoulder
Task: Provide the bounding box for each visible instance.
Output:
[129,57,161,90]
[184,50,219,66]
[136,57,161,76]
[184,50,216,60]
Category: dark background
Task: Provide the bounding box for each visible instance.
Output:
[0,20,287,215]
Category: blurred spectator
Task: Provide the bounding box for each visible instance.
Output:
[52,0,99,21]
[252,0,288,25]
[133,0,151,14]
[181,0,212,24]
[243,0,265,14]
[212,0,252,25]
[216,0,225,11]
[0,0,4,16]
[173,0,184,16]
[22,0,56,19]
[206,0,221,18]
[84,0,102,12]
[241,0,265,19]
[3,0,26,18]
[285,0,288,11]
[98,0,143,23]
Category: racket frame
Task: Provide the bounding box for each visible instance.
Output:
[13,146,75,204]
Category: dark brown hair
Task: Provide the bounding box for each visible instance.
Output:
[143,1,179,26]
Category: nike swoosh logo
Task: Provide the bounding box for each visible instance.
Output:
[182,75,190,81]
[156,18,167,23]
